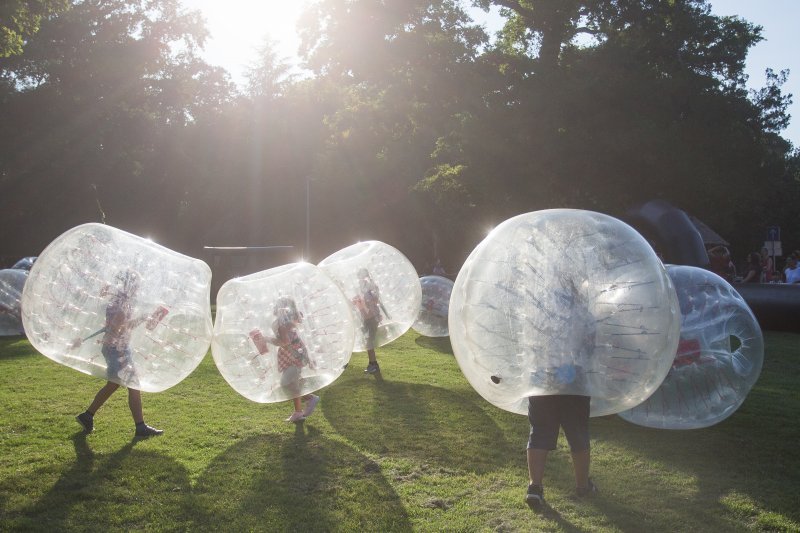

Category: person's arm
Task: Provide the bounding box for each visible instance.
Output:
[71,327,107,348]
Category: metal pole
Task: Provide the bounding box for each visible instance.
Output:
[306,177,310,260]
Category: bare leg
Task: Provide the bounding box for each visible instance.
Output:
[367,349,377,364]
[527,448,549,486]
[127,389,144,424]
[293,397,303,412]
[87,381,120,414]
[571,449,590,489]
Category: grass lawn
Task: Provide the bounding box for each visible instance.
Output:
[1,331,798,532]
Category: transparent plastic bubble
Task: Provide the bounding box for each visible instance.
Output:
[412,275,454,337]
[211,262,355,403]
[318,241,421,352]
[12,256,37,271]
[618,265,764,429]
[449,209,681,417]
[21,223,213,392]
[0,269,28,335]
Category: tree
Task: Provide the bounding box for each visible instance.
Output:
[0,0,235,255]
[297,0,490,264]
[245,36,295,100]
[0,0,68,57]
[424,0,796,258]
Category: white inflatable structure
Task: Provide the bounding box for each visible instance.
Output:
[0,269,28,335]
[449,209,681,417]
[412,275,453,337]
[318,241,421,352]
[21,223,213,392]
[619,265,764,429]
[211,262,355,403]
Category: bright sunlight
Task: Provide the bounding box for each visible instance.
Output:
[181,0,310,84]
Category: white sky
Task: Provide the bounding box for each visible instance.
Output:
[179,0,799,147]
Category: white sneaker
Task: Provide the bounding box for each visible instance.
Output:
[285,411,305,423]
[302,395,320,417]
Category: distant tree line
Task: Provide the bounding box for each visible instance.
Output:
[1,0,798,275]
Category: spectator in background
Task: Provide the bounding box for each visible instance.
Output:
[784,255,800,284]
[740,252,762,283]
[707,245,735,282]
[760,247,775,282]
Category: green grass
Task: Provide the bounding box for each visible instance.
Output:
[1,331,798,532]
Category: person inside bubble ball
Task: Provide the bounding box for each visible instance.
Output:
[432,259,447,277]
[269,297,319,423]
[525,277,597,510]
[353,268,384,374]
[74,270,164,437]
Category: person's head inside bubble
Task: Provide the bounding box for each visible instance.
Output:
[274,296,301,324]
[116,269,141,298]
[357,268,375,290]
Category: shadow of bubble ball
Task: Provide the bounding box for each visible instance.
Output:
[412,275,453,338]
[21,223,213,392]
[448,209,681,417]
[319,241,421,352]
[0,268,28,335]
[618,265,764,429]
[211,262,355,403]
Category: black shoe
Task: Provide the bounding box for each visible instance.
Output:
[576,478,598,497]
[76,412,94,434]
[135,423,164,437]
[525,484,544,509]
[364,362,380,374]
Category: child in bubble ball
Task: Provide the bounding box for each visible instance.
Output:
[352,268,384,374]
[524,395,596,509]
[74,270,164,438]
[525,278,597,509]
[265,297,319,423]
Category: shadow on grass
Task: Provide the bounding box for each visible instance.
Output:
[413,336,453,355]
[6,433,192,530]
[188,432,412,532]
[0,337,33,360]
[537,504,590,533]
[322,371,520,474]
[589,383,800,529]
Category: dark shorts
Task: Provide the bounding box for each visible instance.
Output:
[527,395,590,452]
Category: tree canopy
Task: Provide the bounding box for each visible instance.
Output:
[0,0,797,275]
[0,0,69,58]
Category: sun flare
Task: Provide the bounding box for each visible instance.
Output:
[182,0,309,80]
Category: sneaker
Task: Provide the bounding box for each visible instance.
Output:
[525,484,544,510]
[576,478,598,497]
[364,362,380,374]
[76,412,94,434]
[302,395,320,418]
[285,411,305,423]
[135,423,164,437]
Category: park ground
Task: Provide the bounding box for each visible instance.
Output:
[1,331,798,532]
